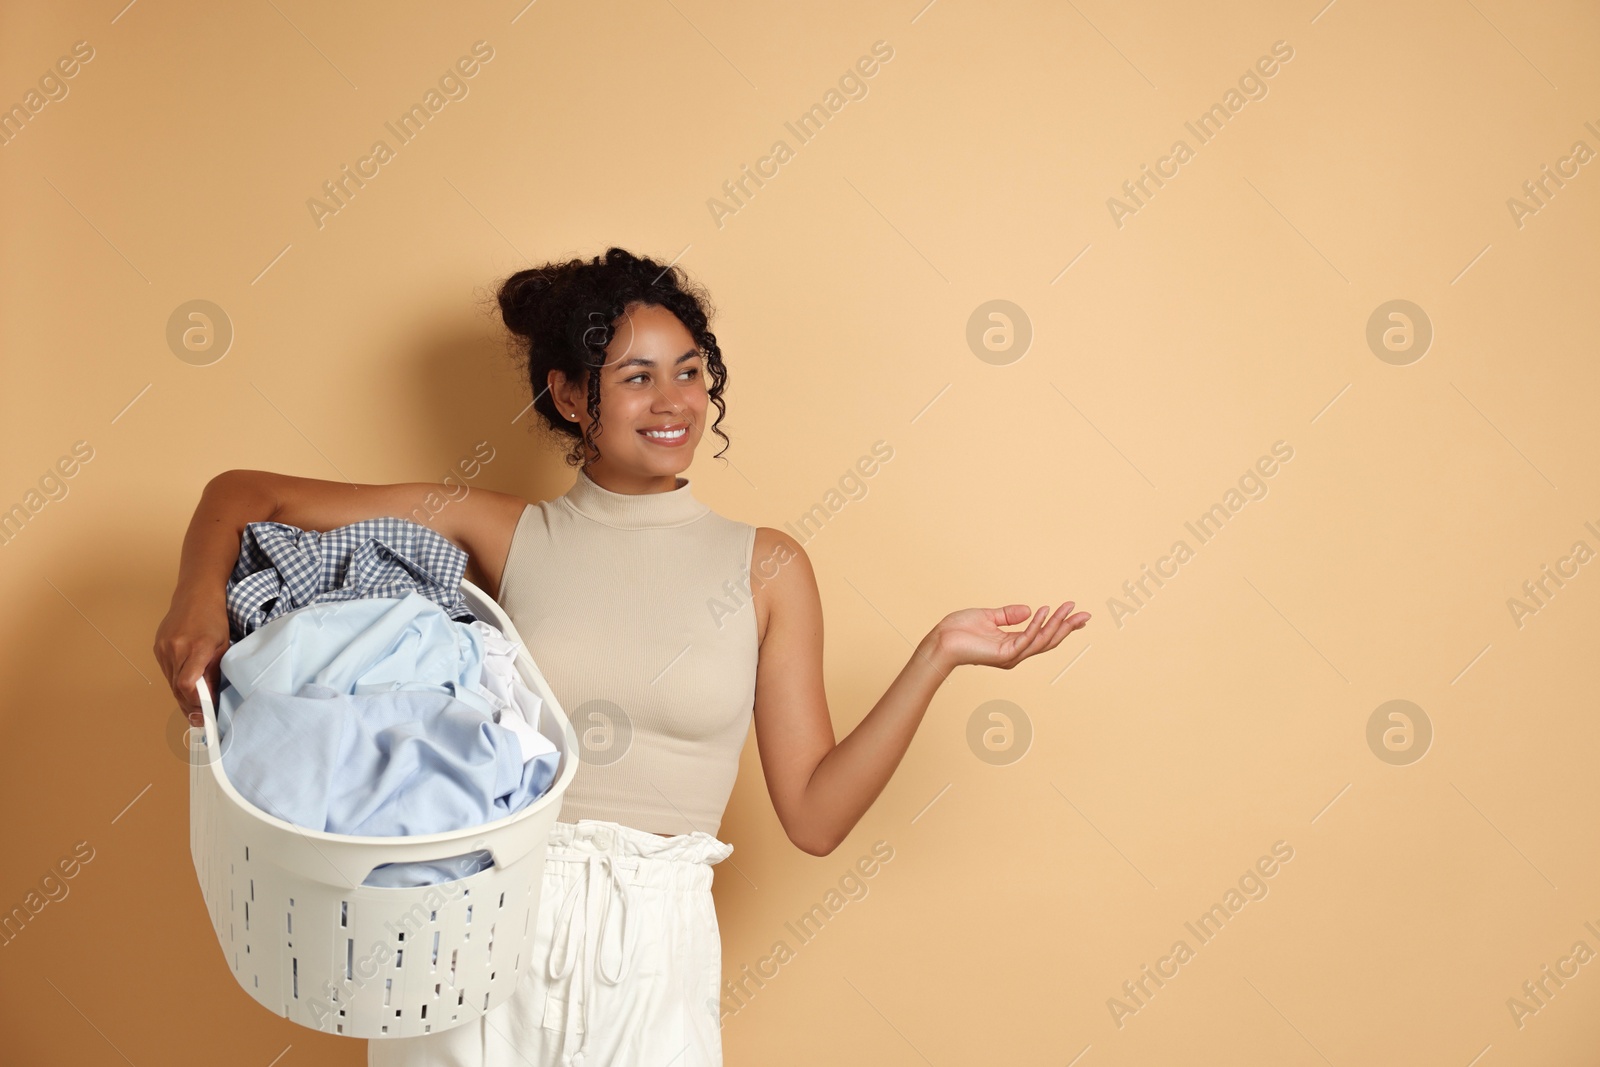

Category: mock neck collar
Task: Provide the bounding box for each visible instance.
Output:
[562,466,710,530]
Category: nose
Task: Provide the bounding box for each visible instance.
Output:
[654,382,689,416]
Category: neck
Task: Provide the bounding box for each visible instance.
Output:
[583,465,686,495]
[564,466,710,530]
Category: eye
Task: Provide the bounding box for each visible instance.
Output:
[624,365,699,384]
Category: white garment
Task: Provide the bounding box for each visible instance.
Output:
[367,819,734,1067]
[467,620,555,768]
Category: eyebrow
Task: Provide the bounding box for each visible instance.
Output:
[613,349,700,372]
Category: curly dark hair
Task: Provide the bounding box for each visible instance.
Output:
[496,247,730,468]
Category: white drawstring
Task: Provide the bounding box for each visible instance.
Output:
[546,851,637,1063]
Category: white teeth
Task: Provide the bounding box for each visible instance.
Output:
[643,428,686,439]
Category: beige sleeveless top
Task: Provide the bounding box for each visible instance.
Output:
[496,467,758,837]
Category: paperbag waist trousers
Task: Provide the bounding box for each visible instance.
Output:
[368,818,735,1067]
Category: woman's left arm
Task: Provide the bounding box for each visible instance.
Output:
[751,528,1090,856]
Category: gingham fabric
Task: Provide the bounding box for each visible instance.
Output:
[225,517,476,642]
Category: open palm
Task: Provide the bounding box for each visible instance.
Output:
[933,602,1090,671]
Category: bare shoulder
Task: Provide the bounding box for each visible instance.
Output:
[435,487,533,596]
[466,486,534,525]
[752,525,809,565]
[750,526,818,648]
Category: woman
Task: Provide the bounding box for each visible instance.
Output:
[154,247,1090,1066]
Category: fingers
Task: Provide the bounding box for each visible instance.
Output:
[201,654,225,726]
[173,646,207,724]
[990,604,1034,627]
[1033,605,1090,659]
[1019,604,1049,644]
[1022,603,1069,660]
[998,604,1051,665]
[1006,602,1083,667]
[1042,609,1089,653]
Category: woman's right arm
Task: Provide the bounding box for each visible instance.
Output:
[153,469,528,724]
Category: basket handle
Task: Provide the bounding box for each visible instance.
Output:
[195,675,220,752]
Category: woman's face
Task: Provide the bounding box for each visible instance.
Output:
[550,301,708,486]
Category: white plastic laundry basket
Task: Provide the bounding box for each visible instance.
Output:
[187,580,579,1039]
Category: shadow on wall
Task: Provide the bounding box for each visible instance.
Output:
[397,303,570,509]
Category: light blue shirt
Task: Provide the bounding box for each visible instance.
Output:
[212,593,559,887]
[217,592,491,729]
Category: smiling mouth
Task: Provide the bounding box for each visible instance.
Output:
[639,425,689,442]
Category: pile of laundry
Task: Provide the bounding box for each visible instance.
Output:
[210,517,560,888]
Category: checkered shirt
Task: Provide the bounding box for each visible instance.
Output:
[225,517,477,642]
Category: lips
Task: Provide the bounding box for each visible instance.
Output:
[639,423,689,444]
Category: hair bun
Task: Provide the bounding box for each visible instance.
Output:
[497,267,559,337]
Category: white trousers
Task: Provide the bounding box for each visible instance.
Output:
[368,819,734,1067]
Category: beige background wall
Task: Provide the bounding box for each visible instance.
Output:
[3,0,1597,1063]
